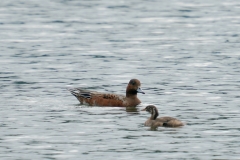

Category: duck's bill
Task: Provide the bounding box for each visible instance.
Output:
[137,88,145,94]
[141,108,146,111]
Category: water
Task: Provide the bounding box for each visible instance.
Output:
[1,0,240,159]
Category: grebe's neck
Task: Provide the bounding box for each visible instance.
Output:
[150,107,159,120]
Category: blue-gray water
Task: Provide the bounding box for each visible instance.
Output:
[1,0,240,159]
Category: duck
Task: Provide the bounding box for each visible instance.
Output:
[68,79,145,107]
[141,105,184,127]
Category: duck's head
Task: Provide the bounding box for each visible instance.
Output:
[141,105,159,120]
[126,79,145,96]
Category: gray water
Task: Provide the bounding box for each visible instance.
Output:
[1,0,240,159]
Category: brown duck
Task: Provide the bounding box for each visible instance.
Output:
[68,79,145,107]
[141,105,184,127]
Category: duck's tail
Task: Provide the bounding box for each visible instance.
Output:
[67,88,91,99]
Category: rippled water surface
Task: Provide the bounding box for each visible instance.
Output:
[1,0,240,159]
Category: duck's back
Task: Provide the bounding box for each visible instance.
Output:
[86,92,126,106]
[68,88,142,107]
